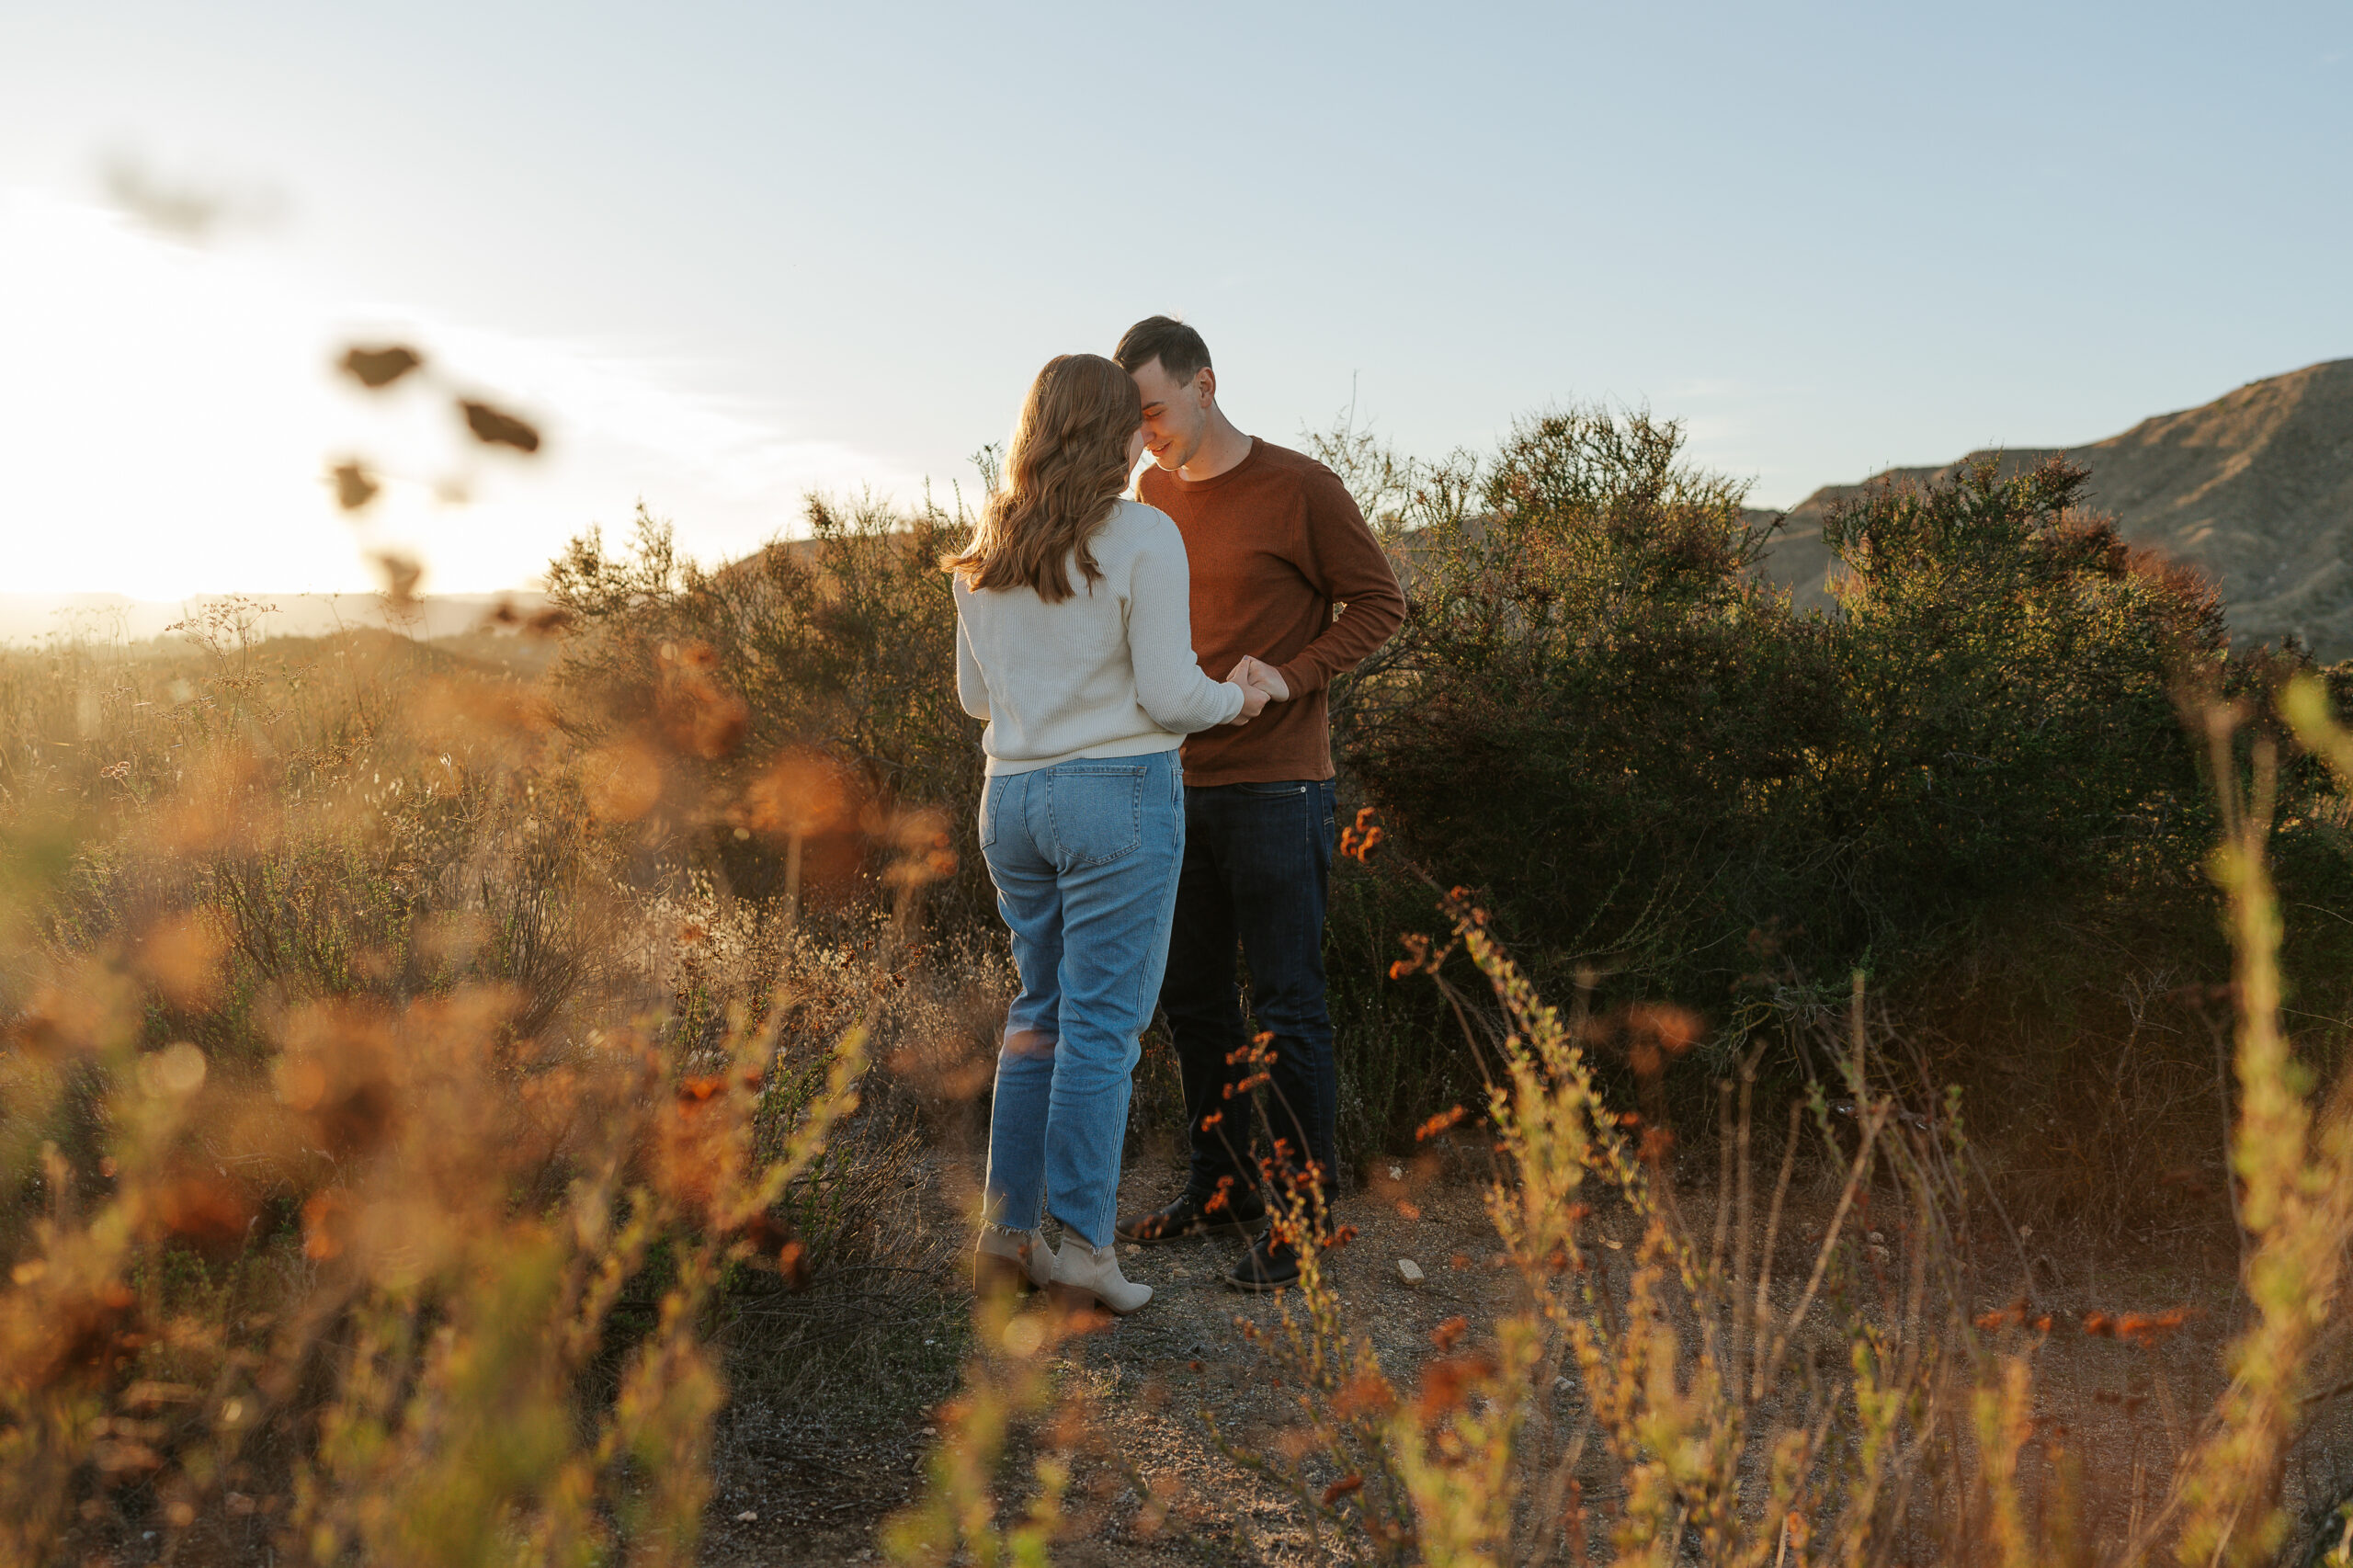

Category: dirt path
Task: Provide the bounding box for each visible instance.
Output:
[696,1156,1512,1566]
[698,1153,2348,1567]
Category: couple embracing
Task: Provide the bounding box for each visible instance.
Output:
[949,317,1404,1317]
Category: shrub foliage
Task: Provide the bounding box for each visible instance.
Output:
[1356,412,2235,1006]
[1335,409,2353,1175]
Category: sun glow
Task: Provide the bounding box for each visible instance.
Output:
[0,188,906,600]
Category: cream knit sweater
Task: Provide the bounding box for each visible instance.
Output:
[954,499,1245,775]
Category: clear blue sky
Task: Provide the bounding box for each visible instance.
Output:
[2,1,2347,593]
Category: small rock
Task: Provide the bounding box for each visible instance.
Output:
[735,1510,757,1522]
[1867,1231,1885,1245]
[1123,1243,1142,1256]
[1389,1165,1404,1180]
[1396,1258,1426,1285]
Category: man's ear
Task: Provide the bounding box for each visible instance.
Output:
[1196,367,1218,407]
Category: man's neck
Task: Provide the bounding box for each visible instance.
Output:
[1178,411,1253,483]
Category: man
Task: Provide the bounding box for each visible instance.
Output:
[1109,315,1405,1291]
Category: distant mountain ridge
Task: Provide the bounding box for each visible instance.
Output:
[1753,358,2353,660]
[0,592,549,648]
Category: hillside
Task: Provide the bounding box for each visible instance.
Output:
[0,591,552,648]
[1754,358,2353,659]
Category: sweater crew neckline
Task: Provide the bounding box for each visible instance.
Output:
[1165,436,1261,494]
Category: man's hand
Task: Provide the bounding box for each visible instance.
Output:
[1225,655,1290,702]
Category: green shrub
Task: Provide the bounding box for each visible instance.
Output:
[1336,412,2353,1188]
[1347,407,1836,1005]
[545,494,988,929]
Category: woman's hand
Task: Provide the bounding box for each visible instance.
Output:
[1221,655,1285,725]
[1224,655,1290,702]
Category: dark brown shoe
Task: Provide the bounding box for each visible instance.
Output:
[1223,1228,1302,1293]
[1114,1188,1265,1245]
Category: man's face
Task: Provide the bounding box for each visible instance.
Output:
[1131,358,1212,472]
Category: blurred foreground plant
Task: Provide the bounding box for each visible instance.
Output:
[2141,683,2353,1568]
[0,632,889,1567]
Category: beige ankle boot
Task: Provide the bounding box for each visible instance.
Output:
[1049,1241,1152,1315]
[973,1227,1054,1297]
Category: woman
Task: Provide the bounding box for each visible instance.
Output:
[949,353,1272,1315]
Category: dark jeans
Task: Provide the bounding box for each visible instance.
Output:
[1158,778,1338,1212]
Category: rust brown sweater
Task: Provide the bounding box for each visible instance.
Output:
[1138,437,1405,786]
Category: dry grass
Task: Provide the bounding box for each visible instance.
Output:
[0,624,994,1566]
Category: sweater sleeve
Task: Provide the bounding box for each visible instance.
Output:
[953,603,991,722]
[1271,464,1408,699]
[1128,517,1247,733]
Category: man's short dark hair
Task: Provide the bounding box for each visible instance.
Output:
[1114,315,1211,384]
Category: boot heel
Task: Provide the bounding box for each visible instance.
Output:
[974,1227,1054,1295]
[1047,1281,1115,1331]
[974,1251,1037,1298]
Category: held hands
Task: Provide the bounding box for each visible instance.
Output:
[1223,655,1290,726]
[1233,655,1290,702]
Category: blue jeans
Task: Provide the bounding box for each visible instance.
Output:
[979,750,1185,1250]
[1159,778,1339,1210]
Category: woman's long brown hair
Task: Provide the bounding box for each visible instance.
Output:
[945,354,1140,603]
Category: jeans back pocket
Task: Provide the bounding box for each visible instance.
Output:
[978,778,1004,850]
[1046,764,1146,868]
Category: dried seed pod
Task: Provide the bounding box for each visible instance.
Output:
[459,399,541,452]
[329,459,380,512]
[341,344,424,389]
